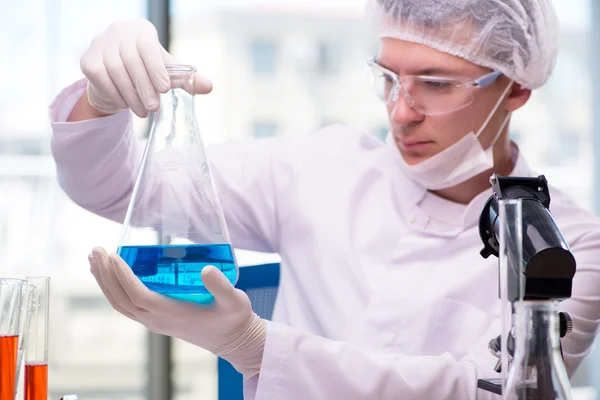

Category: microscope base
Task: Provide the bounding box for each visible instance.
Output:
[477,378,502,395]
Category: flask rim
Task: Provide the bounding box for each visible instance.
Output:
[0,278,26,286]
[166,64,197,74]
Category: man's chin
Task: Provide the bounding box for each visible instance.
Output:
[397,148,433,166]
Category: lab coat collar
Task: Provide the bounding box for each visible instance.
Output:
[461,142,534,229]
[388,140,534,231]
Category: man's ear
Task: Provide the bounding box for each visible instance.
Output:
[506,83,531,112]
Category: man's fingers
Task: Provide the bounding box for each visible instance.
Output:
[92,248,149,316]
[160,47,175,65]
[138,35,171,93]
[121,38,160,111]
[193,73,213,95]
[201,266,238,307]
[103,41,148,117]
[160,47,213,95]
[110,253,167,312]
[88,247,141,321]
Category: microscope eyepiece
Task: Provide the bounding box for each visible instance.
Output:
[478,174,576,301]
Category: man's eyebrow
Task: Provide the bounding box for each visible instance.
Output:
[376,59,463,77]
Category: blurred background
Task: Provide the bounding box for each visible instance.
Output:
[0,0,599,399]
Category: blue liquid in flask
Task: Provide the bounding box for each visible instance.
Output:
[118,244,237,305]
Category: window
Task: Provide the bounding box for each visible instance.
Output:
[317,42,341,75]
[542,132,582,165]
[0,138,49,155]
[558,133,581,162]
[509,130,522,145]
[170,0,600,398]
[251,40,277,75]
[375,125,389,141]
[253,121,278,138]
[1,1,148,399]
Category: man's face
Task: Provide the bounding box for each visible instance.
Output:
[378,37,513,165]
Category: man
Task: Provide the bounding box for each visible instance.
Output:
[49,0,600,398]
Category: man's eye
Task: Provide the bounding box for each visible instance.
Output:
[424,80,451,89]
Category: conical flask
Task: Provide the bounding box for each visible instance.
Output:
[504,300,573,400]
[117,64,237,305]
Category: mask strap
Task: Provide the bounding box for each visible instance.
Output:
[475,81,514,139]
[490,112,511,147]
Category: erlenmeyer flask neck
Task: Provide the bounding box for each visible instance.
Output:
[506,300,573,400]
[166,64,197,93]
[154,65,199,147]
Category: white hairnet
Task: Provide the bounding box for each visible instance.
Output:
[365,0,560,89]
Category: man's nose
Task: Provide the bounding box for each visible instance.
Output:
[390,92,425,125]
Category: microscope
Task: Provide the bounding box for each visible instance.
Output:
[476,174,576,396]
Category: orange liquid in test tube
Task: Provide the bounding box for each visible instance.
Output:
[0,335,18,400]
[24,364,48,400]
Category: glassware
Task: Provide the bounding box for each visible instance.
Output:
[117,64,237,305]
[0,278,25,400]
[24,277,50,400]
[504,300,573,400]
[15,283,34,398]
[365,57,503,115]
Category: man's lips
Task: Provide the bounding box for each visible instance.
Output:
[396,138,434,152]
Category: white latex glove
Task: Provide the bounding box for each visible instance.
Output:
[80,19,213,117]
[88,247,266,378]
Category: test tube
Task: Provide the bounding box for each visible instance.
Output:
[0,278,25,400]
[15,284,35,398]
[24,277,50,400]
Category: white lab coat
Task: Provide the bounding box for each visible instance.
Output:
[50,79,600,400]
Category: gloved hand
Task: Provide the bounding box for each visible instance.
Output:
[88,247,266,378]
[80,19,213,118]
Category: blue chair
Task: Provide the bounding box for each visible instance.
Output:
[218,262,281,400]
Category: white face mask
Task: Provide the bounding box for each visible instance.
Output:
[388,82,514,190]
